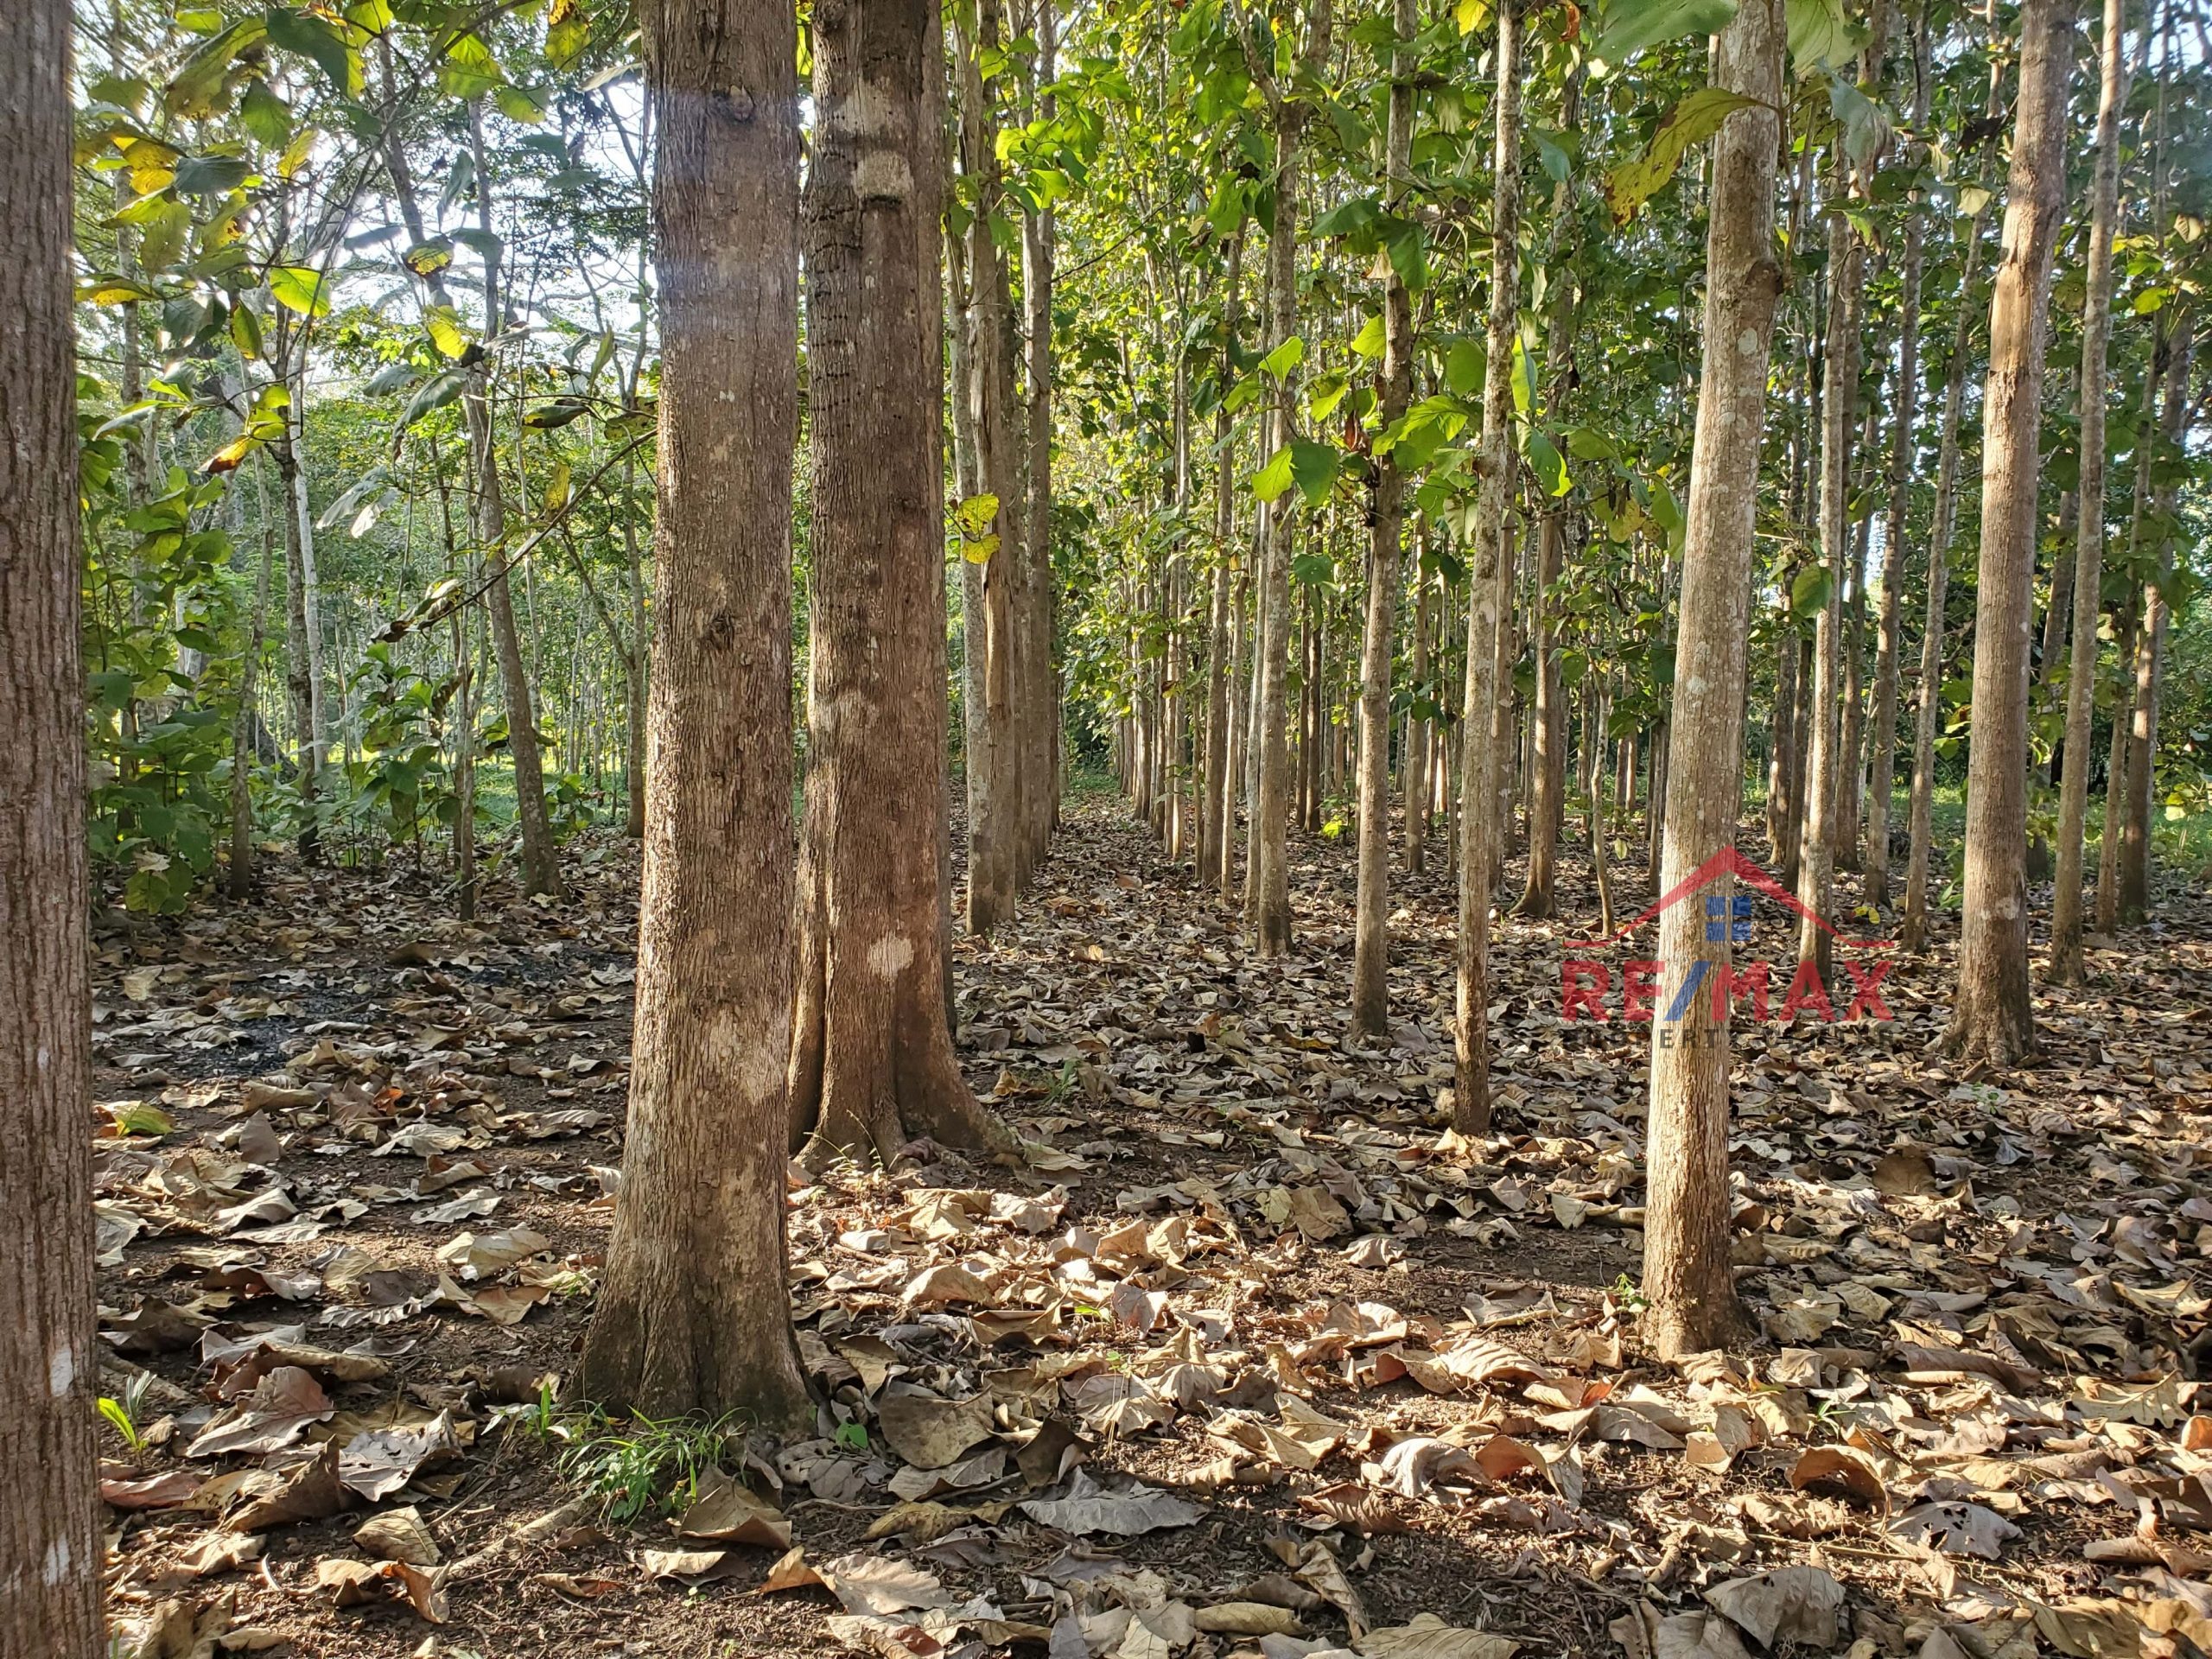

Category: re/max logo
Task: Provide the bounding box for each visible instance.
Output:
[1559,849,1898,1027]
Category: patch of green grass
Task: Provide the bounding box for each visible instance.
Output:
[558,1410,744,1523]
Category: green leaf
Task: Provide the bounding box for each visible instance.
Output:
[267,264,330,316]
[172,151,251,196]
[1445,340,1484,397]
[1592,0,1738,65]
[1384,222,1429,293]
[1785,0,1863,74]
[239,79,292,149]
[955,493,1000,538]
[1827,74,1889,167]
[1789,563,1833,617]
[229,302,263,359]
[1291,551,1337,585]
[1253,444,1297,504]
[1604,88,1759,223]
[1287,439,1338,507]
[1525,428,1569,497]
[1454,0,1488,35]
[1259,335,1306,379]
[423,303,471,359]
[1350,314,1387,359]
[135,200,193,274]
[1312,197,1382,238]
[264,5,359,99]
[398,368,467,429]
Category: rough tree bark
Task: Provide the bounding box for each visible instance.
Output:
[1945,0,2074,1066]
[2119,314,2191,920]
[790,0,1012,1169]
[1403,560,1433,874]
[1352,0,1417,1040]
[576,0,810,1425]
[2050,0,2134,981]
[1020,0,1059,868]
[1,0,104,1643]
[1454,0,1520,1135]
[1642,0,1785,1358]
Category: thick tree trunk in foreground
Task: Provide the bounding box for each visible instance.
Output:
[1642,0,1783,1361]
[578,0,809,1425]
[791,0,1011,1169]
[2050,0,2133,982]
[1946,0,2074,1067]
[1454,0,1520,1135]
[1353,0,1416,1040]
[0,0,104,1644]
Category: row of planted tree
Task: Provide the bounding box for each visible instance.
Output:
[1087,0,2208,1088]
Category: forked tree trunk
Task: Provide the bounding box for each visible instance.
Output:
[790,0,1013,1169]
[1353,0,1417,1039]
[1643,0,1785,1359]
[577,0,810,1425]
[1454,0,1520,1135]
[1,3,102,1643]
[1945,0,2073,1067]
[2050,0,2134,980]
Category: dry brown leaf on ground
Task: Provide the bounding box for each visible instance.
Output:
[1702,1566,1844,1648]
[353,1504,440,1565]
[673,1470,791,1548]
[876,1389,999,1469]
[314,1555,448,1621]
[1359,1611,1518,1659]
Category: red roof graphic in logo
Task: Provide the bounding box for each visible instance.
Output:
[1573,845,1897,951]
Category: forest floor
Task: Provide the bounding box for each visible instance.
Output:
[90,794,2212,1659]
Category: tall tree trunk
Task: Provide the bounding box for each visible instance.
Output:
[1834,393,1882,871]
[957,0,1024,934]
[229,475,276,900]
[1904,201,1993,953]
[1021,0,1059,862]
[464,105,560,899]
[620,454,649,838]
[1945,0,2073,1066]
[1865,18,1929,910]
[1202,227,1246,894]
[1766,616,1799,866]
[2050,0,2134,980]
[1454,0,1520,1135]
[577,0,810,1425]
[1353,0,1416,1038]
[1796,168,1866,981]
[790,0,1012,1167]
[2120,314,2191,919]
[272,388,324,862]
[1643,0,1785,1359]
[2,0,103,1643]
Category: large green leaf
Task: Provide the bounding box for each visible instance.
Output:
[268,264,329,316]
[1592,0,1738,65]
[1785,0,1864,73]
[1604,88,1759,223]
[264,6,359,99]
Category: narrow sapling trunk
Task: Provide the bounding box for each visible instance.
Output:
[1454,0,1521,1135]
[578,0,810,1425]
[1352,0,1417,1040]
[1945,0,2074,1067]
[1641,0,1785,1358]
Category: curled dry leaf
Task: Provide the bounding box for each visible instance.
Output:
[315,1555,448,1622]
[1788,1445,1891,1515]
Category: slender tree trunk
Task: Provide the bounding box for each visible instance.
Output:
[1405,561,1433,874]
[1866,22,1929,910]
[577,0,810,1425]
[1945,0,2073,1066]
[1454,0,1520,1135]
[1834,394,1881,871]
[229,476,276,899]
[790,0,1011,1167]
[2096,591,2139,930]
[1904,213,1992,954]
[1796,159,1866,981]
[1202,229,1245,893]
[462,107,560,899]
[1022,0,1059,862]
[2120,315,2191,919]
[958,1,1024,933]
[3,0,104,1643]
[2051,0,2134,979]
[1354,0,1416,1038]
[1767,618,1799,865]
[1643,0,1784,1359]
